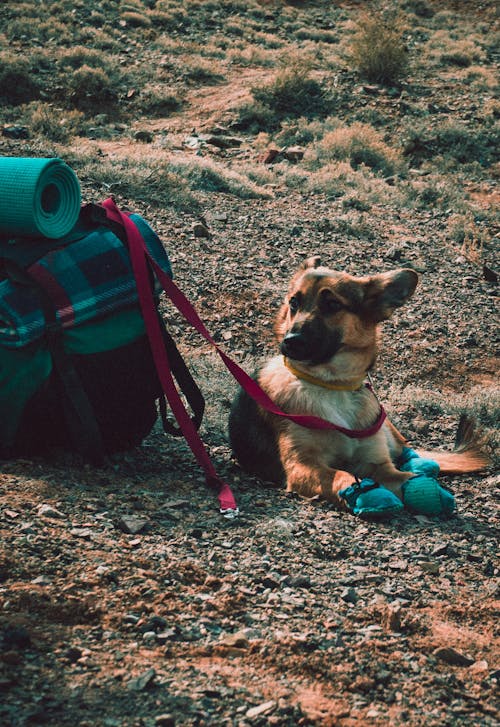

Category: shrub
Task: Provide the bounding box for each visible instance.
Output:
[350,11,408,84]
[68,65,118,111]
[404,122,499,167]
[28,103,84,143]
[58,46,110,71]
[250,57,333,125]
[138,86,184,117]
[168,158,272,199]
[121,11,152,28]
[307,122,401,177]
[0,58,40,105]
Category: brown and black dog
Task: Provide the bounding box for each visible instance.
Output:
[229,256,488,509]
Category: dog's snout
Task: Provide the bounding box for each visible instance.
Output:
[281,331,309,360]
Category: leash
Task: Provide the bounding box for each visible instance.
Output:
[102,199,239,517]
[102,199,387,513]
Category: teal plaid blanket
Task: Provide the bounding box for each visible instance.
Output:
[0,213,172,348]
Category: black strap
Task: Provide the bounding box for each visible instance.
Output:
[158,322,205,437]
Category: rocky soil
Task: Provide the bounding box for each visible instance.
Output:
[0,188,498,726]
[0,0,499,725]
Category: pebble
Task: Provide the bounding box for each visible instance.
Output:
[155,715,175,727]
[245,700,276,718]
[127,668,156,691]
[433,647,474,666]
[117,516,149,534]
[37,504,65,519]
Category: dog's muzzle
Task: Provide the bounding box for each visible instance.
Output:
[281,331,309,361]
[280,325,343,365]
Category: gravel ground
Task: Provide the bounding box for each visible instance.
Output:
[0,191,498,727]
[0,0,499,723]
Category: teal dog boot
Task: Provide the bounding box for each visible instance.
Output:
[399,447,440,477]
[339,479,403,519]
[402,474,455,516]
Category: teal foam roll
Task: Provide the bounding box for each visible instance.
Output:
[0,157,81,239]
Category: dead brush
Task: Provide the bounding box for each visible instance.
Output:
[350,9,409,84]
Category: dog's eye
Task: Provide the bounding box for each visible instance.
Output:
[320,292,343,314]
[289,295,300,314]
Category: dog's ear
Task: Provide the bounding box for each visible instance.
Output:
[363,269,418,321]
[301,255,322,270]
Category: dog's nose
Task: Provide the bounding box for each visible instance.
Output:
[281,332,309,360]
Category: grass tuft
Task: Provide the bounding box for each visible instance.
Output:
[350,11,409,84]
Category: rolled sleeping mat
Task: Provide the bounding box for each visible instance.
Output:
[0,157,81,239]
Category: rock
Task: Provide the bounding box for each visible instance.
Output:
[246,700,276,718]
[341,587,358,604]
[419,561,440,575]
[193,222,210,238]
[117,516,149,534]
[218,632,249,649]
[37,504,65,519]
[383,602,402,631]
[259,148,280,164]
[283,146,305,162]
[70,528,93,539]
[199,134,243,149]
[31,575,52,585]
[2,126,29,139]
[155,715,175,727]
[127,668,156,691]
[433,647,474,667]
[482,264,498,283]
[134,130,154,143]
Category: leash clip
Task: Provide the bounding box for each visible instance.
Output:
[220,507,240,519]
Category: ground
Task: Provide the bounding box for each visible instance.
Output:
[0,1,499,725]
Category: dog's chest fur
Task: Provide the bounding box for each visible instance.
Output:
[260,357,398,472]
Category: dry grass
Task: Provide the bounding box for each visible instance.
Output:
[349,10,409,84]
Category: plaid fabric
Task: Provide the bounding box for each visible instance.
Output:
[0,214,172,348]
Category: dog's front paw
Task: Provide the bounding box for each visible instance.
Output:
[399,447,440,477]
[339,479,403,519]
[401,474,455,517]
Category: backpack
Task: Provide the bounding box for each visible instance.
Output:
[0,199,240,513]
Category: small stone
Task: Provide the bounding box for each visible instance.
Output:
[134,130,153,143]
[142,631,156,644]
[37,504,65,519]
[246,700,276,719]
[2,126,29,139]
[433,647,474,666]
[218,632,249,649]
[341,587,358,604]
[117,516,149,534]
[31,575,52,586]
[155,715,175,727]
[193,222,210,238]
[420,561,440,575]
[383,602,402,632]
[127,668,156,691]
[283,146,305,162]
[469,660,489,674]
[259,147,280,164]
[199,133,243,149]
[70,528,93,539]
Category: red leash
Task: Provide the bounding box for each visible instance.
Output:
[102,199,387,514]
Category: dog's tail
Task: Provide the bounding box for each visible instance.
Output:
[416,414,490,474]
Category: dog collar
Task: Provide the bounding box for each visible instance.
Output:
[283,357,365,391]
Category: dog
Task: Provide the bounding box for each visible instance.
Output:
[229,256,489,511]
